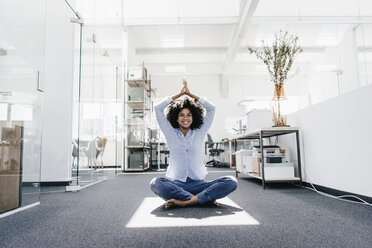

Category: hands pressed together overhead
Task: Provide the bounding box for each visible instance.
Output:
[181,78,190,95]
[172,77,199,101]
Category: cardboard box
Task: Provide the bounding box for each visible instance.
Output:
[252,157,261,176]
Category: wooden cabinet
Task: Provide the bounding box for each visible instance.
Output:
[0,126,23,213]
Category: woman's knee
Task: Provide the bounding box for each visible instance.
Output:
[222,175,238,191]
[150,177,168,191]
[150,177,157,189]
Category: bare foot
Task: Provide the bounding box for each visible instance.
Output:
[165,194,199,209]
[205,200,219,207]
[165,199,186,209]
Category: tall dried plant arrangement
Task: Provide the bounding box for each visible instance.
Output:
[248,30,302,85]
[248,30,302,126]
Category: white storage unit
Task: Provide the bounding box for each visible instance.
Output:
[264,162,295,180]
[235,150,253,175]
[127,66,147,81]
[235,150,243,173]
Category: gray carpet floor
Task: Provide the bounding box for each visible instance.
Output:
[1,168,371,248]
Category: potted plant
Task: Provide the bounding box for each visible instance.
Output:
[248,30,302,126]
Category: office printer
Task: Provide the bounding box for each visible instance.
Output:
[252,145,286,163]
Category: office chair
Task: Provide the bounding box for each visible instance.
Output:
[71,140,79,168]
[82,136,106,170]
[84,138,98,169]
[95,137,107,169]
[72,139,89,169]
[160,149,170,169]
[205,133,225,167]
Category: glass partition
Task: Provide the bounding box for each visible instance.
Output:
[364,24,372,86]
[355,24,372,88]
[115,67,123,175]
[71,1,122,187]
[0,0,46,213]
[71,25,103,187]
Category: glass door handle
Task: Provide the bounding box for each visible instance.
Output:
[37,71,44,92]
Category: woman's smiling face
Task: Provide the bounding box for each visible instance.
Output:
[177,108,193,129]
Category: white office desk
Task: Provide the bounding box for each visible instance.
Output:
[233,127,302,189]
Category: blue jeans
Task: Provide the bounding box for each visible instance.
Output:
[150,176,238,205]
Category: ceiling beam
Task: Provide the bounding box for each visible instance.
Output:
[223,0,259,76]
[123,17,239,26]
[148,71,308,77]
[136,47,227,54]
[80,15,372,27]
[0,47,7,56]
[83,17,239,26]
[250,16,372,24]
[82,16,372,27]
[136,46,325,55]
[358,46,372,52]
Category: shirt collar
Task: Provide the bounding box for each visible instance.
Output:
[177,128,193,137]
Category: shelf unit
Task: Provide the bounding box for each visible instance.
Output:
[244,172,301,182]
[123,65,152,172]
[234,127,302,189]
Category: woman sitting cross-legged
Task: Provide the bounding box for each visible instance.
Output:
[150,79,238,209]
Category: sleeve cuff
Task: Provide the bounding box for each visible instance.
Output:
[166,96,173,104]
[197,96,206,104]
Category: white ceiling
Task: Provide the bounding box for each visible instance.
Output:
[74,0,372,76]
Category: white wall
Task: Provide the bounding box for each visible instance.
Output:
[41,0,75,182]
[285,84,372,197]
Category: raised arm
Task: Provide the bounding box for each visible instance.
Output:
[154,97,174,137]
[183,78,215,133]
[154,80,189,136]
[195,97,215,134]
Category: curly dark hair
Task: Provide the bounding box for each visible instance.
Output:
[166,97,205,130]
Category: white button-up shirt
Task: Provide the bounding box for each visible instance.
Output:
[154,96,215,182]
